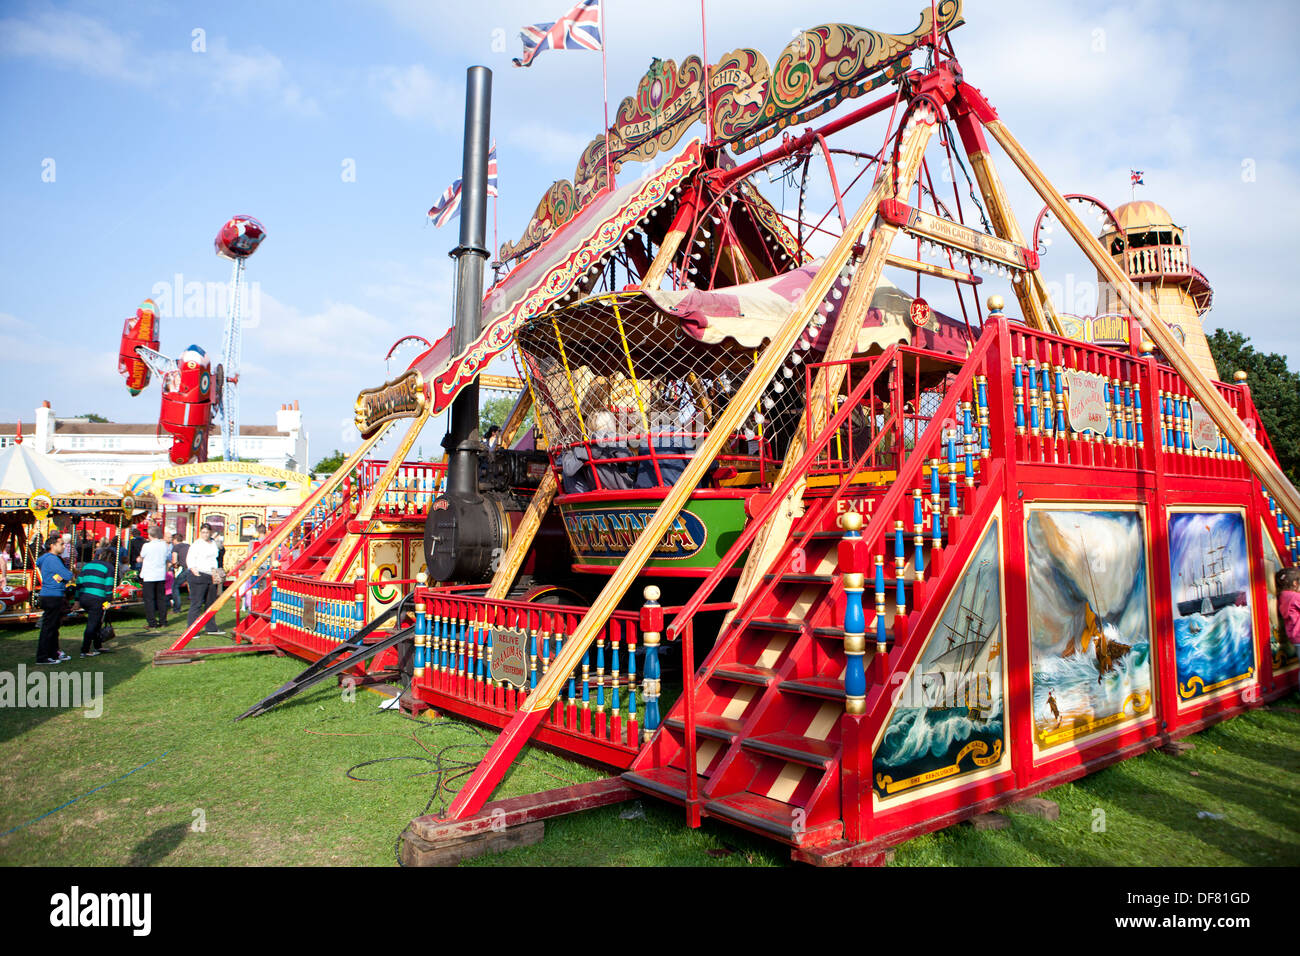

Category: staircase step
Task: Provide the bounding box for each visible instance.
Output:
[711,663,778,686]
[747,617,845,639]
[779,676,846,700]
[702,791,838,845]
[623,766,707,803]
[763,572,833,585]
[742,731,837,769]
[664,713,744,742]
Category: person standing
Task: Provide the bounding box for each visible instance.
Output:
[127,527,145,572]
[170,533,190,613]
[139,525,170,630]
[186,524,224,635]
[215,530,226,570]
[35,537,74,665]
[77,545,116,657]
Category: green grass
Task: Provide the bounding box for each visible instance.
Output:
[0,605,1297,866]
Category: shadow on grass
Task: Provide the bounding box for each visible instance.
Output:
[0,609,150,742]
[128,820,190,866]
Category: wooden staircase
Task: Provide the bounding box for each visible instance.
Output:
[625,329,1007,850]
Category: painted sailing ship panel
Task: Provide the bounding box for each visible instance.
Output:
[1263,524,1299,673]
[1027,508,1154,751]
[874,521,1005,799]
[1167,511,1257,703]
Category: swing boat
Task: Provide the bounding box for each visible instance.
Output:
[166,0,1300,865]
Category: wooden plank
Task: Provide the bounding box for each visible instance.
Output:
[497,386,535,449]
[984,117,1300,526]
[640,190,698,290]
[884,251,978,284]
[166,423,394,650]
[323,405,432,580]
[726,117,937,620]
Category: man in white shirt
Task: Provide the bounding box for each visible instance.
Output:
[139,526,171,630]
[186,524,225,635]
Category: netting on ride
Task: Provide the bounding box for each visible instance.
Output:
[515,292,813,494]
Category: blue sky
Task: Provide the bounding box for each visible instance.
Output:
[1,0,1297,463]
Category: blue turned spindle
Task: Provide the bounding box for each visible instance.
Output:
[414,599,427,678]
[913,489,925,583]
[894,520,906,614]
[639,587,662,739]
[1014,359,1026,434]
[874,553,887,652]
[839,513,867,716]
[1054,367,1067,434]
[930,458,943,550]
[1134,388,1144,448]
[977,376,991,458]
[1040,364,1054,438]
[962,400,974,487]
[1027,359,1040,434]
[947,427,959,515]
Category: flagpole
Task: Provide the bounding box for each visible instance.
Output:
[600,0,612,194]
[701,0,711,145]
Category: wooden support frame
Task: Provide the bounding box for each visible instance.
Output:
[728,116,938,617]
[441,137,920,820]
[323,405,433,581]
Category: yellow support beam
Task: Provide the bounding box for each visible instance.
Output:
[984,116,1300,524]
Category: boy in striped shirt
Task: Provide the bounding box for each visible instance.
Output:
[76,545,117,657]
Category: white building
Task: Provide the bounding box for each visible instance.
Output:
[0,400,309,488]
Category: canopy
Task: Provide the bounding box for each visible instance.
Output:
[0,441,113,496]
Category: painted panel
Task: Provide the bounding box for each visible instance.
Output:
[408,536,427,584]
[874,520,1005,800]
[1168,511,1256,703]
[1261,523,1296,674]
[367,538,403,622]
[1027,508,1154,752]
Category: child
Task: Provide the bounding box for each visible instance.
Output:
[1277,566,1300,648]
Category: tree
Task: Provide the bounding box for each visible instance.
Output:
[480,395,533,438]
[1207,328,1300,487]
[79,413,109,423]
[313,449,347,475]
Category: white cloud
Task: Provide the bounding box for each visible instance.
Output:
[370,64,459,126]
[0,8,150,84]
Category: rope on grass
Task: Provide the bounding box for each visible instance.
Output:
[0,751,169,838]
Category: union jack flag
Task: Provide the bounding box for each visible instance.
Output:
[1130,169,1144,186]
[427,145,499,228]
[513,0,602,68]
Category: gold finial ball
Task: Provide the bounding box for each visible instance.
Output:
[643,585,661,602]
[416,571,427,585]
[839,511,863,532]
[1233,370,1248,382]
[986,294,1004,313]
[1140,339,1155,354]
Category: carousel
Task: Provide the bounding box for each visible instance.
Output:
[0,430,154,625]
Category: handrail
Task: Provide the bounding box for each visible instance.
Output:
[666,345,900,640]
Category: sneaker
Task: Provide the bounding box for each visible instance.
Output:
[80,650,100,658]
[206,629,226,636]
[56,651,72,662]
[35,657,60,665]
[95,646,116,654]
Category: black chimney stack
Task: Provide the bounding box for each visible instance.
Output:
[444,65,492,492]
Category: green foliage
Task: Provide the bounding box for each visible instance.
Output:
[1207,329,1300,486]
[312,449,347,475]
[79,413,109,423]
[480,395,533,438]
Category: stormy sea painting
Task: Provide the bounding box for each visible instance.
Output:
[1169,511,1256,701]
[875,524,1004,799]
[1027,509,1153,749]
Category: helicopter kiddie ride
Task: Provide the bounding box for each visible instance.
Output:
[164,1,1298,865]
